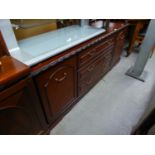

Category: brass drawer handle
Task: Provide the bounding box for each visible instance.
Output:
[87,64,95,72]
[119,31,125,39]
[54,72,67,82]
[79,50,95,62]
[107,39,113,45]
[88,51,95,57]
[86,79,92,85]
[96,39,113,50]
[119,35,125,39]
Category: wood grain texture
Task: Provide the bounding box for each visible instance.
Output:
[111,28,127,66]
[0,56,30,89]
[34,56,77,124]
[32,22,128,130]
[11,19,57,40]
[0,77,45,134]
[126,20,150,56]
[0,22,129,134]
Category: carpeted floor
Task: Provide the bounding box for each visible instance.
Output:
[50,51,155,135]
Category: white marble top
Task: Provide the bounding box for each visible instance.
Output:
[10,25,105,66]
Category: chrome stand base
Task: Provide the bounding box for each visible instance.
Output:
[125,66,148,82]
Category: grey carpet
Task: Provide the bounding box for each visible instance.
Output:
[50,52,155,135]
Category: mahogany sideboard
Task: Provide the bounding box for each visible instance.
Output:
[0,22,128,134]
[0,56,46,134]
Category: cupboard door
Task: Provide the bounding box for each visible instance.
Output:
[35,56,77,123]
[0,77,43,135]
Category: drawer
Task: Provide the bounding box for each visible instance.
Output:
[78,70,98,96]
[95,38,114,52]
[78,47,113,81]
[78,76,95,96]
[78,61,96,81]
[78,48,113,96]
[78,37,114,69]
[78,47,96,68]
[117,29,127,41]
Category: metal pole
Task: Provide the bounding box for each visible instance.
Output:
[126,19,155,82]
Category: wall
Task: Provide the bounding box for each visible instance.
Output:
[0,19,18,51]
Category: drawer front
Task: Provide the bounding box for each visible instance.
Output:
[78,37,114,69]
[95,38,114,52]
[78,76,95,96]
[117,29,127,41]
[78,47,113,82]
[78,47,96,68]
[78,48,113,96]
[111,29,127,67]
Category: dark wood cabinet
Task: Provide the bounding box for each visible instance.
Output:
[34,56,77,123]
[78,37,114,69]
[111,29,127,66]
[32,24,128,129]
[78,37,114,96]
[0,77,44,134]
[0,56,46,134]
[0,23,128,134]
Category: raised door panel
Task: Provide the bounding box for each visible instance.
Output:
[0,78,43,134]
[35,56,77,123]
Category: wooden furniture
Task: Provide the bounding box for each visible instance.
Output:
[150,44,155,57]
[0,56,46,134]
[0,56,30,89]
[57,19,80,28]
[11,19,57,40]
[0,22,128,134]
[34,56,77,123]
[126,20,150,56]
[0,31,10,57]
[31,22,128,131]
[132,108,155,135]
[77,36,114,96]
[112,28,127,66]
